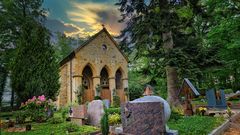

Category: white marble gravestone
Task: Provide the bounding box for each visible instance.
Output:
[87,100,104,126]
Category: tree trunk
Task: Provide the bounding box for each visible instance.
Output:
[162,31,181,107]
[166,66,180,106]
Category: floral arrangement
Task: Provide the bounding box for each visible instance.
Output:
[20,95,54,122]
[197,107,207,116]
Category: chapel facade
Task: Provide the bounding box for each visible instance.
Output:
[57,28,128,106]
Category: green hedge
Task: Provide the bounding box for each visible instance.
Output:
[106,107,121,115]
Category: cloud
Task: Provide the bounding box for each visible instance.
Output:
[45,19,91,38]
[67,2,125,36]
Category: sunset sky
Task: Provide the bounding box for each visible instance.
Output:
[43,0,125,38]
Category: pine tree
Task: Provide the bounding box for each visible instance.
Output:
[116,0,209,106]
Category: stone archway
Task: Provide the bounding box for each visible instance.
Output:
[82,65,94,102]
[100,66,111,101]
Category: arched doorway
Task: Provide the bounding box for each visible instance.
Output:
[82,65,94,102]
[115,68,125,102]
[100,67,111,101]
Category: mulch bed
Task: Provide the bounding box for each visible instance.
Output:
[5,127,26,132]
[223,116,240,135]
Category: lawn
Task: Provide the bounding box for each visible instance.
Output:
[168,115,225,135]
[1,121,99,135]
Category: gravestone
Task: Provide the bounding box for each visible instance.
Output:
[206,89,227,109]
[71,105,87,126]
[120,96,176,135]
[87,100,104,126]
[121,102,166,135]
[103,99,110,108]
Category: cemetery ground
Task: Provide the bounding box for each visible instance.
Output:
[1,107,237,135]
[0,110,99,135]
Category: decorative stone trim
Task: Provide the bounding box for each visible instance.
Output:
[209,112,240,135]
[73,75,83,78]
[108,77,115,79]
[92,76,101,79]
[122,78,128,80]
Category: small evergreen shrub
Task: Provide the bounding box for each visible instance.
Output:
[112,96,120,107]
[101,112,109,135]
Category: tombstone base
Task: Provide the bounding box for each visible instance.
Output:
[71,118,86,126]
[167,129,178,135]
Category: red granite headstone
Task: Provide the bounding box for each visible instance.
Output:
[121,102,166,135]
[71,105,87,126]
[72,105,87,118]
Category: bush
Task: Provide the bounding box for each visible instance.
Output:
[59,107,69,119]
[20,95,54,122]
[94,96,102,100]
[15,111,27,124]
[101,112,109,135]
[65,122,79,133]
[106,108,121,115]
[48,116,64,124]
[112,96,120,107]
[170,111,183,121]
[224,89,234,94]
[108,113,121,125]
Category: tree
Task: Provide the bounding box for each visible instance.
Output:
[0,64,7,106]
[116,0,208,106]
[11,20,60,104]
[1,0,60,105]
[203,0,240,91]
[55,33,72,62]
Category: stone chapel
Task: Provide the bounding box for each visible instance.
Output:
[57,27,128,106]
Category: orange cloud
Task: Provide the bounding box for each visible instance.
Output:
[67,2,125,36]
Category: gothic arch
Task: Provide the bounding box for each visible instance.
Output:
[114,66,127,79]
[100,65,113,77]
[80,62,97,77]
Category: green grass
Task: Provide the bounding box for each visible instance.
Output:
[168,115,225,135]
[1,121,99,135]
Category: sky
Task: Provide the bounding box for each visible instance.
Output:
[43,0,125,38]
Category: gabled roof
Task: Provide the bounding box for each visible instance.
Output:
[60,27,129,66]
[178,78,200,97]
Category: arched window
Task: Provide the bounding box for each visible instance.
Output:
[102,44,107,51]
[115,69,122,89]
[100,67,109,88]
[82,65,93,89]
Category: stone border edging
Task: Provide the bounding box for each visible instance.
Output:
[208,112,240,135]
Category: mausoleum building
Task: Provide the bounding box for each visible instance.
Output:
[57,28,128,106]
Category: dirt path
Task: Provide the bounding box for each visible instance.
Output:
[223,117,240,135]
